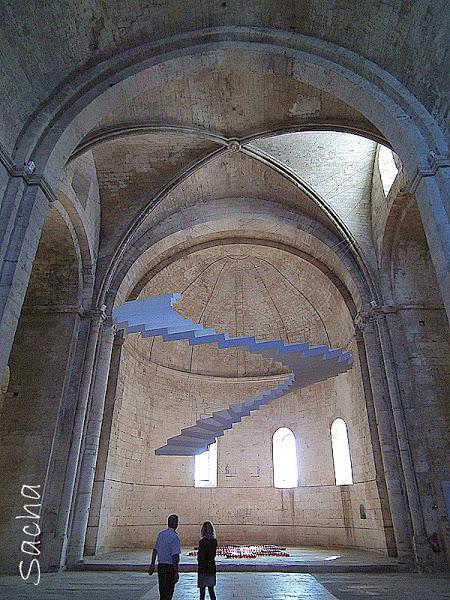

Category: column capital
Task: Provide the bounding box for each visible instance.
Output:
[87,305,108,322]
[408,151,450,194]
[354,303,397,332]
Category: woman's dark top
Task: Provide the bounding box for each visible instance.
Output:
[197,538,217,575]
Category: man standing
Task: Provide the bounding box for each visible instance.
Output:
[149,514,181,600]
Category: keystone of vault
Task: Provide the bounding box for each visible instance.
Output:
[113,293,353,456]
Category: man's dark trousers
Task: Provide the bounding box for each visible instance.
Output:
[157,563,176,600]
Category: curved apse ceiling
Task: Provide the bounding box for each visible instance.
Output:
[122,242,356,379]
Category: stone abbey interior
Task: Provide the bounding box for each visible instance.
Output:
[0,1,449,598]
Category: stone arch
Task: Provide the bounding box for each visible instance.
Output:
[2,28,448,389]
[90,135,377,310]
[0,204,87,573]
[391,205,444,307]
[0,26,446,571]
[70,122,387,163]
[91,199,397,556]
[50,197,96,307]
[380,193,447,308]
[15,32,446,179]
[23,206,83,308]
[5,31,444,317]
[108,199,373,313]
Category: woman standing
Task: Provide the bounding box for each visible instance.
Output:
[197,521,218,600]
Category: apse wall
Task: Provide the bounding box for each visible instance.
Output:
[96,246,390,554]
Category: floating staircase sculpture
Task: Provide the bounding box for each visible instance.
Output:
[113,293,353,456]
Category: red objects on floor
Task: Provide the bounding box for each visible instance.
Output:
[188,544,290,559]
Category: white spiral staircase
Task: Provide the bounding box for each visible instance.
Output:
[113,293,353,456]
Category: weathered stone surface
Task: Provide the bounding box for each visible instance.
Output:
[0,0,448,577]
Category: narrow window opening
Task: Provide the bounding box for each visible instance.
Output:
[273,427,298,488]
[378,145,399,195]
[331,418,353,485]
[194,440,217,487]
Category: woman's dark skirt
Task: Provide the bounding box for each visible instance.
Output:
[197,573,216,588]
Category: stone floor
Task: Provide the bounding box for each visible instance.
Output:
[81,547,405,573]
[0,572,449,599]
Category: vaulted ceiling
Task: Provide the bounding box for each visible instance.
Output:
[53,28,407,309]
[1,1,448,153]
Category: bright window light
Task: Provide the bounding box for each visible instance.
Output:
[273,427,298,488]
[378,145,399,195]
[331,418,353,485]
[194,440,217,487]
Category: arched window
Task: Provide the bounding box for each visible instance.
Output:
[273,427,298,488]
[194,440,217,487]
[378,145,399,195]
[331,418,353,485]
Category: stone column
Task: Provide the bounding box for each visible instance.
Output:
[354,331,397,556]
[55,310,105,568]
[0,179,49,382]
[410,160,450,321]
[359,317,414,562]
[383,308,450,571]
[362,312,433,569]
[66,320,115,565]
[38,311,91,571]
[85,331,124,555]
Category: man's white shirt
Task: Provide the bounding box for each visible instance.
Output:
[155,528,181,564]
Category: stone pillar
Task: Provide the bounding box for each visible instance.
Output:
[0,305,81,574]
[354,332,397,556]
[54,311,105,569]
[0,180,49,382]
[37,311,91,571]
[410,161,450,321]
[359,317,414,562]
[363,312,433,569]
[384,308,450,570]
[0,175,27,262]
[85,331,124,555]
[66,320,115,565]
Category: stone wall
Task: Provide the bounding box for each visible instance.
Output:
[253,132,377,266]
[0,311,79,572]
[370,146,408,260]
[387,203,450,569]
[0,366,9,421]
[0,162,8,209]
[56,150,101,265]
[95,337,388,553]
[0,1,448,574]
[0,202,83,573]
